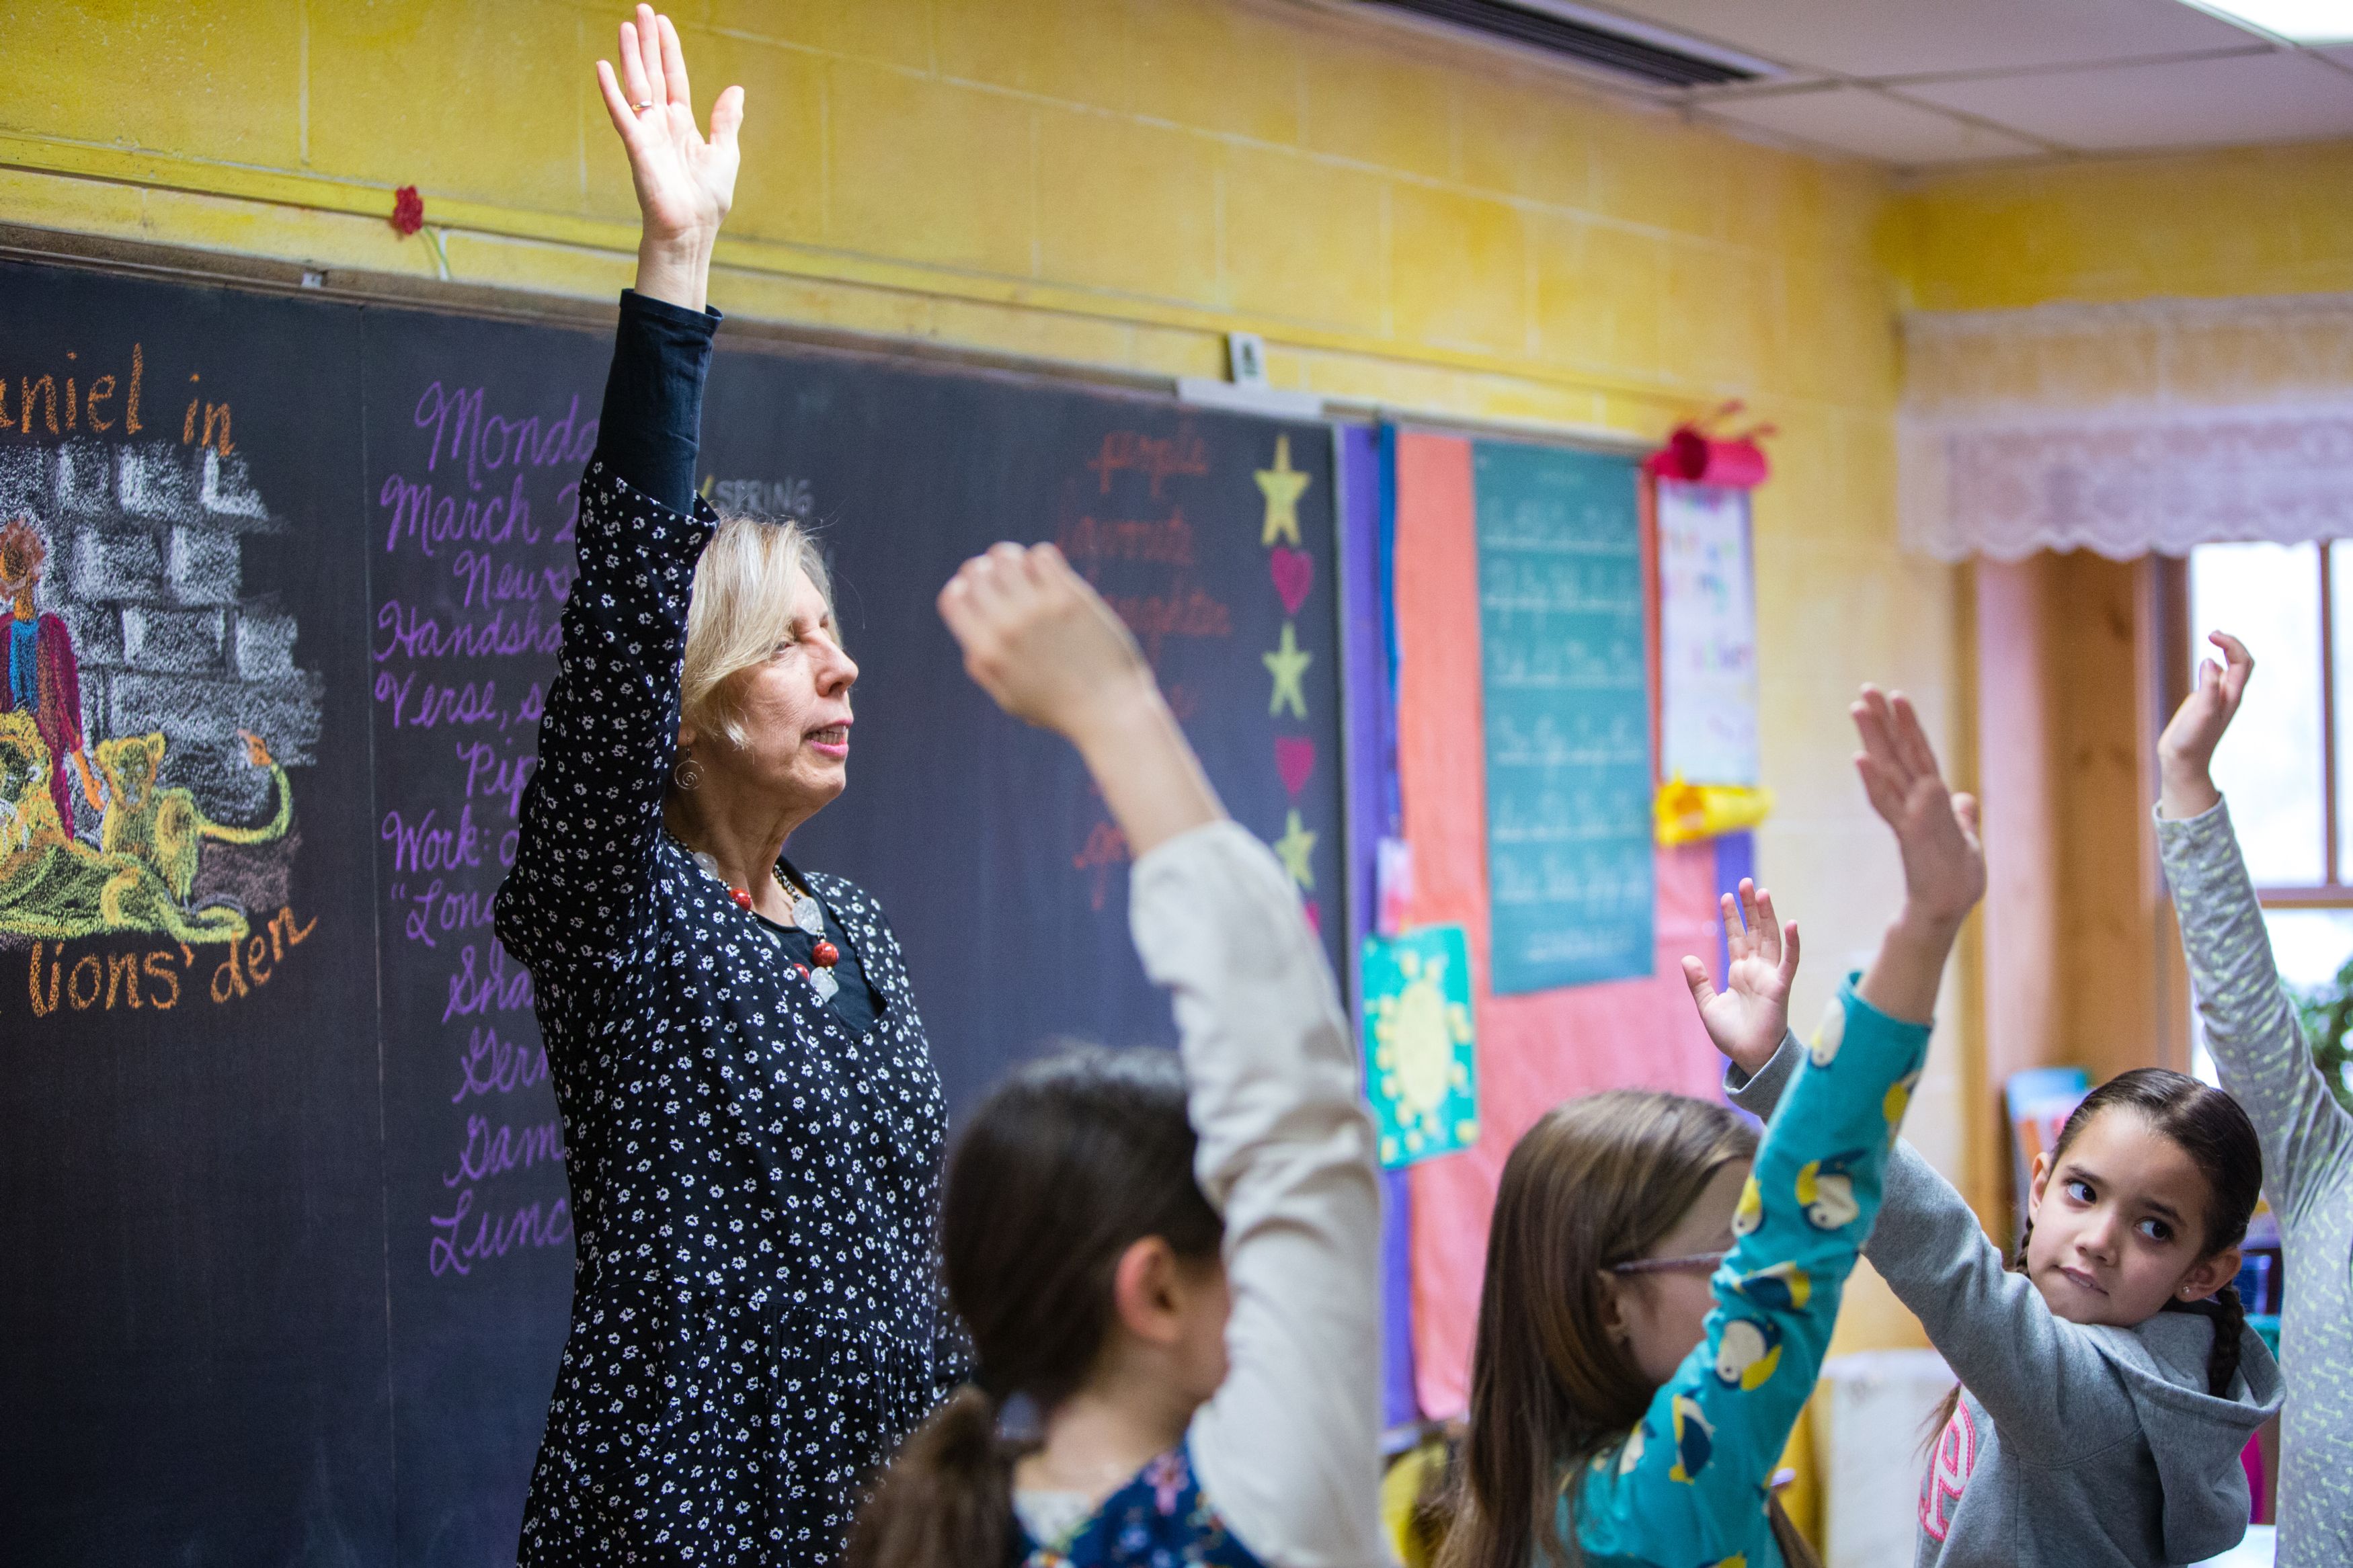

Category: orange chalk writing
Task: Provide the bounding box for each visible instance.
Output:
[17,909,317,1018]
[1057,507,1197,567]
[1085,427,1209,499]
[0,344,155,444]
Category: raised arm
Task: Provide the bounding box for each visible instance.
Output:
[495,7,743,979]
[1599,981,1929,1553]
[1596,691,1969,1555]
[1703,692,2130,1453]
[1848,687,1982,1024]
[2157,632,2353,1227]
[939,544,1386,1568]
[1725,1034,2132,1455]
[598,5,742,315]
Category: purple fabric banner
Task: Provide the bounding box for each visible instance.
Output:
[1338,423,1418,1430]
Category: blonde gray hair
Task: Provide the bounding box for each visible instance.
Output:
[679,513,835,751]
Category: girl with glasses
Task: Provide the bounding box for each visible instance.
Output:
[1441,689,1970,1568]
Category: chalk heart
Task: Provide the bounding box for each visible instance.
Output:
[1269,546,1314,616]
[1275,737,1316,797]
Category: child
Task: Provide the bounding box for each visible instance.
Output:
[1442,688,1966,1568]
[2155,630,2353,1568]
[848,541,1386,1567]
[1690,703,2284,1565]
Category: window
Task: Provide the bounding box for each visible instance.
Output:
[2186,542,2353,993]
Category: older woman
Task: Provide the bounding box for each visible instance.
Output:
[493,10,960,1563]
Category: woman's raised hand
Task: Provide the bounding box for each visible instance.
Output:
[939,543,1221,856]
[595,5,743,311]
[2157,631,2252,821]
[1682,879,1800,1079]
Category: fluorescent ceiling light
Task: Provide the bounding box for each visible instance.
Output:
[2182,0,2353,44]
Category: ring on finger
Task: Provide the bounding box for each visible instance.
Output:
[634,100,655,114]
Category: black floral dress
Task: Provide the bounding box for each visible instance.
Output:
[494,311,961,1563]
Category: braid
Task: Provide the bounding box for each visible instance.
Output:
[2212,1284,2247,1395]
[2161,1284,2247,1398]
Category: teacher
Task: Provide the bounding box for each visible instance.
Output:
[493,9,961,1564]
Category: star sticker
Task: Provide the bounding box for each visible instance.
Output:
[1255,434,1311,548]
[1263,620,1312,719]
[1273,809,1317,890]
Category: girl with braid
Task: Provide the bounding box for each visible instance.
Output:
[1689,724,2282,1565]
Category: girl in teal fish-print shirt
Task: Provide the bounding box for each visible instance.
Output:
[1443,688,1975,1568]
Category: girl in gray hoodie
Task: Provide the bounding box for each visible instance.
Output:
[1686,860,2282,1560]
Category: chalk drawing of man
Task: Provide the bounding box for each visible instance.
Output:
[0,518,100,835]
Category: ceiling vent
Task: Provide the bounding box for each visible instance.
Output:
[1361,0,1770,88]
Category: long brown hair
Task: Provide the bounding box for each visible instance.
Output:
[848,1046,1222,1568]
[1439,1089,1778,1568]
[1931,1067,2263,1438]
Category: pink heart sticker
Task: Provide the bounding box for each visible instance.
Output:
[1275,737,1316,797]
[1269,546,1313,616]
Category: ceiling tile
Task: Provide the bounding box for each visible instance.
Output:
[1899,49,2353,149]
[1572,0,2264,79]
[1698,85,2046,165]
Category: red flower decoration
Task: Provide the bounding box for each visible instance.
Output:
[391,185,425,237]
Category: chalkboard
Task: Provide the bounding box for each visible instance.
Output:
[0,259,1345,1566]
[699,348,1345,1108]
[0,265,392,1562]
[1472,439,1651,995]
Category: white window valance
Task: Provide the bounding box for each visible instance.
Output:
[1898,293,2353,562]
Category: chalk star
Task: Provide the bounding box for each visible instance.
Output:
[1263,620,1312,719]
[1273,809,1317,891]
[1256,434,1311,548]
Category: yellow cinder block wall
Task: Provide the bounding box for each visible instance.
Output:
[1888,138,2353,308]
[4,0,1952,1352]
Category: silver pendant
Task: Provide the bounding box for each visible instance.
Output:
[789,892,825,937]
[809,966,840,1002]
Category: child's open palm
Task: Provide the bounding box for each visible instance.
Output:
[1682,878,1799,1079]
[1853,687,1984,925]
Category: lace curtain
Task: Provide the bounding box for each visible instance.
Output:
[1898,293,2353,561]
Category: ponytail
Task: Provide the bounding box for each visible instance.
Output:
[854,1047,1220,1562]
[846,1385,1016,1568]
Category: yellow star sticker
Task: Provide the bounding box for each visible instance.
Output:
[1273,809,1316,890]
[1255,434,1311,547]
[1263,620,1311,718]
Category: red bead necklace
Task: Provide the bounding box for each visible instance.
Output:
[731,876,840,972]
[685,841,842,999]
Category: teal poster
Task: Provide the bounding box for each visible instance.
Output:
[1361,925,1478,1169]
[1472,440,1652,993]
